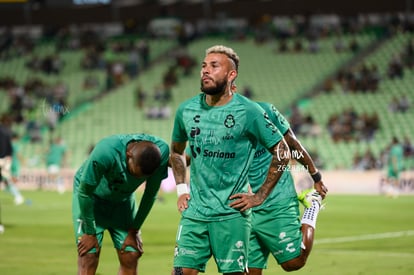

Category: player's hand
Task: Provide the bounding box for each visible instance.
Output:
[229,192,262,212]
[77,234,99,256]
[177,193,190,213]
[314,181,328,199]
[121,229,143,257]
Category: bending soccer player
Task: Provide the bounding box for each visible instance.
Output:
[247,102,328,274]
[72,133,169,275]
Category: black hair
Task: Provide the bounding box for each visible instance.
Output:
[137,143,161,175]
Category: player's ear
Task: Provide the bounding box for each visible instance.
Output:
[229,70,237,81]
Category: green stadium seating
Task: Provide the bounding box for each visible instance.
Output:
[3,32,412,171]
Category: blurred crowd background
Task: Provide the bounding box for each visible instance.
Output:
[0,0,413,184]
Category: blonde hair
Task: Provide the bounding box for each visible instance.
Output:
[206,45,239,72]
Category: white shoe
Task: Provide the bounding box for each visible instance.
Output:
[14,195,24,205]
[298,189,323,208]
[0,224,4,234]
[57,185,65,194]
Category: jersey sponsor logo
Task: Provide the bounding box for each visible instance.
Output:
[272,249,284,256]
[278,231,293,244]
[190,127,200,138]
[189,114,236,159]
[189,145,201,158]
[203,149,235,159]
[279,237,293,243]
[286,242,296,253]
[193,115,201,123]
[175,246,197,256]
[237,255,246,270]
[231,240,245,253]
[217,258,235,264]
[190,115,201,138]
[222,133,234,140]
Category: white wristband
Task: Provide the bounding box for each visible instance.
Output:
[176,183,189,197]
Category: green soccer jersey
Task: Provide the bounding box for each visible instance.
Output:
[73,133,170,234]
[46,143,67,166]
[11,142,21,176]
[388,143,404,174]
[172,93,283,221]
[249,102,297,210]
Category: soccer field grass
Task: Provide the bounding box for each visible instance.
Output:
[0,190,413,275]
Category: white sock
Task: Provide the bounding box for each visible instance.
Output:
[301,200,320,229]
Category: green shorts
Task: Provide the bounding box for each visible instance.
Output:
[387,167,401,179]
[72,193,138,253]
[248,197,302,268]
[173,215,251,273]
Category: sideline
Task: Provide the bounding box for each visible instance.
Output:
[315,230,414,244]
[315,249,414,258]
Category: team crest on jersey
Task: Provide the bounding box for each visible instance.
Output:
[224,114,235,128]
[190,127,200,138]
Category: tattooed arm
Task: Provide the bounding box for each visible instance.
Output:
[229,138,290,211]
[284,129,328,198]
[170,141,190,212]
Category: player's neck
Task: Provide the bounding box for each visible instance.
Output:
[206,90,233,106]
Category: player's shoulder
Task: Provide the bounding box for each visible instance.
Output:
[91,135,120,155]
[256,101,280,113]
[233,93,254,103]
[178,93,203,108]
[232,94,265,113]
[96,134,134,149]
[256,101,272,109]
[96,134,118,145]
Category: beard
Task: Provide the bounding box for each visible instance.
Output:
[200,78,227,95]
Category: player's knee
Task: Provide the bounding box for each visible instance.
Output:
[281,264,303,272]
[248,267,263,275]
[78,253,99,271]
[281,258,306,272]
[119,251,139,269]
[172,267,184,275]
